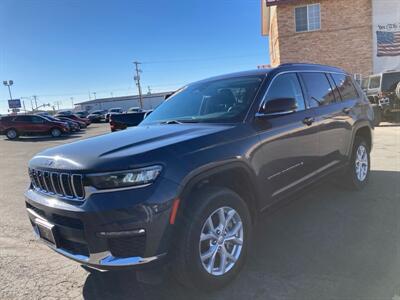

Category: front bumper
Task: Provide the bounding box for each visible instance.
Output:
[25,177,179,270]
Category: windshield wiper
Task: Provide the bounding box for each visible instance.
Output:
[160,120,183,124]
[160,119,200,124]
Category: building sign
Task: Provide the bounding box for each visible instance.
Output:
[8,99,21,109]
[372,0,400,73]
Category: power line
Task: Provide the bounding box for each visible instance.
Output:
[141,53,265,65]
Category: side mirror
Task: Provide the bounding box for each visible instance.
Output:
[258,98,297,116]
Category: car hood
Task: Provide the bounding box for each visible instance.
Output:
[29,123,235,172]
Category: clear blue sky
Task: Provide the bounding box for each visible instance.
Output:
[0,0,269,113]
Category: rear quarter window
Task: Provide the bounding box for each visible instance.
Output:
[332,74,359,101]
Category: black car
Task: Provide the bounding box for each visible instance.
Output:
[25,63,373,289]
[109,110,152,131]
[41,115,81,132]
[87,110,106,123]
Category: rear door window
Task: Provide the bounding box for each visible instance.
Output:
[300,72,336,107]
[31,116,45,124]
[331,74,359,101]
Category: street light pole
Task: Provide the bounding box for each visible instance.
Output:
[3,80,14,100]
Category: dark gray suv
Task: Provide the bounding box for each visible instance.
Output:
[25,63,374,289]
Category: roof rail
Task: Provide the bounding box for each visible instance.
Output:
[278,62,333,68]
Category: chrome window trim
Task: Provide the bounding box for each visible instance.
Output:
[256,70,346,115]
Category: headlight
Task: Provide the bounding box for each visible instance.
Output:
[87,165,162,189]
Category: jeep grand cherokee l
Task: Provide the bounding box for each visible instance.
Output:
[25,63,373,289]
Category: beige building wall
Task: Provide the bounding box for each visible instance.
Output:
[269,0,373,75]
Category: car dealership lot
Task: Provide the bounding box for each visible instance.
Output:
[0,124,399,300]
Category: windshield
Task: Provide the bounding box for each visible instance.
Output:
[141,76,263,124]
[382,72,400,92]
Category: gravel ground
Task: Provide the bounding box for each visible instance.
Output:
[0,124,399,300]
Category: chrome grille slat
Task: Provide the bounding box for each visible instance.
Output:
[28,168,85,201]
[43,171,52,193]
[37,171,45,191]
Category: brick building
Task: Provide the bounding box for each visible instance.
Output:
[262,0,400,76]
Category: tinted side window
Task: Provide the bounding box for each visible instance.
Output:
[14,116,33,122]
[301,72,336,107]
[264,73,305,111]
[31,116,45,123]
[332,74,359,101]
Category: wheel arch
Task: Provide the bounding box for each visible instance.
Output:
[348,122,373,157]
[176,161,261,225]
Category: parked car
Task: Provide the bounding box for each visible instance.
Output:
[105,107,124,122]
[87,110,106,123]
[75,111,89,118]
[127,107,143,113]
[56,116,86,129]
[109,110,152,131]
[0,114,70,139]
[55,113,91,126]
[365,70,400,121]
[25,64,373,289]
[56,110,74,116]
[41,115,81,132]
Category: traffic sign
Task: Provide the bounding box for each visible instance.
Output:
[8,99,21,109]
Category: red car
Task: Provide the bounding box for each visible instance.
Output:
[0,114,70,140]
[55,114,91,126]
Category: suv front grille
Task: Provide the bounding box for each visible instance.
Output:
[29,168,85,201]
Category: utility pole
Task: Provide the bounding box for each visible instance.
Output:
[70,97,74,108]
[33,95,38,110]
[133,61,143,108]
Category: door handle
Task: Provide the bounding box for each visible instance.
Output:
[302,117,314,126]
[342,107,351,114]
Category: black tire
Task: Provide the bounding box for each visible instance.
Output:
[373,108,382,127]
[5,128,18,140]
[344,137,370,190]
[173,187,252,290]
[50,127,62,138]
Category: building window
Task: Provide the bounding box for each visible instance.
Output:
[295,4,320,32]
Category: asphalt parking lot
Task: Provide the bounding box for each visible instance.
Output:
[0,123,399,300]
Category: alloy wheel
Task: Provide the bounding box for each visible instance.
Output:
[199,206,243,276]
[52,128,61,137]
[355,144,368,182]
[7,130,17,139]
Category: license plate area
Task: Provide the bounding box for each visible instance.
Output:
[35,218,58,247]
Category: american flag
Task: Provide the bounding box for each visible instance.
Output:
[377,31,400,57]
